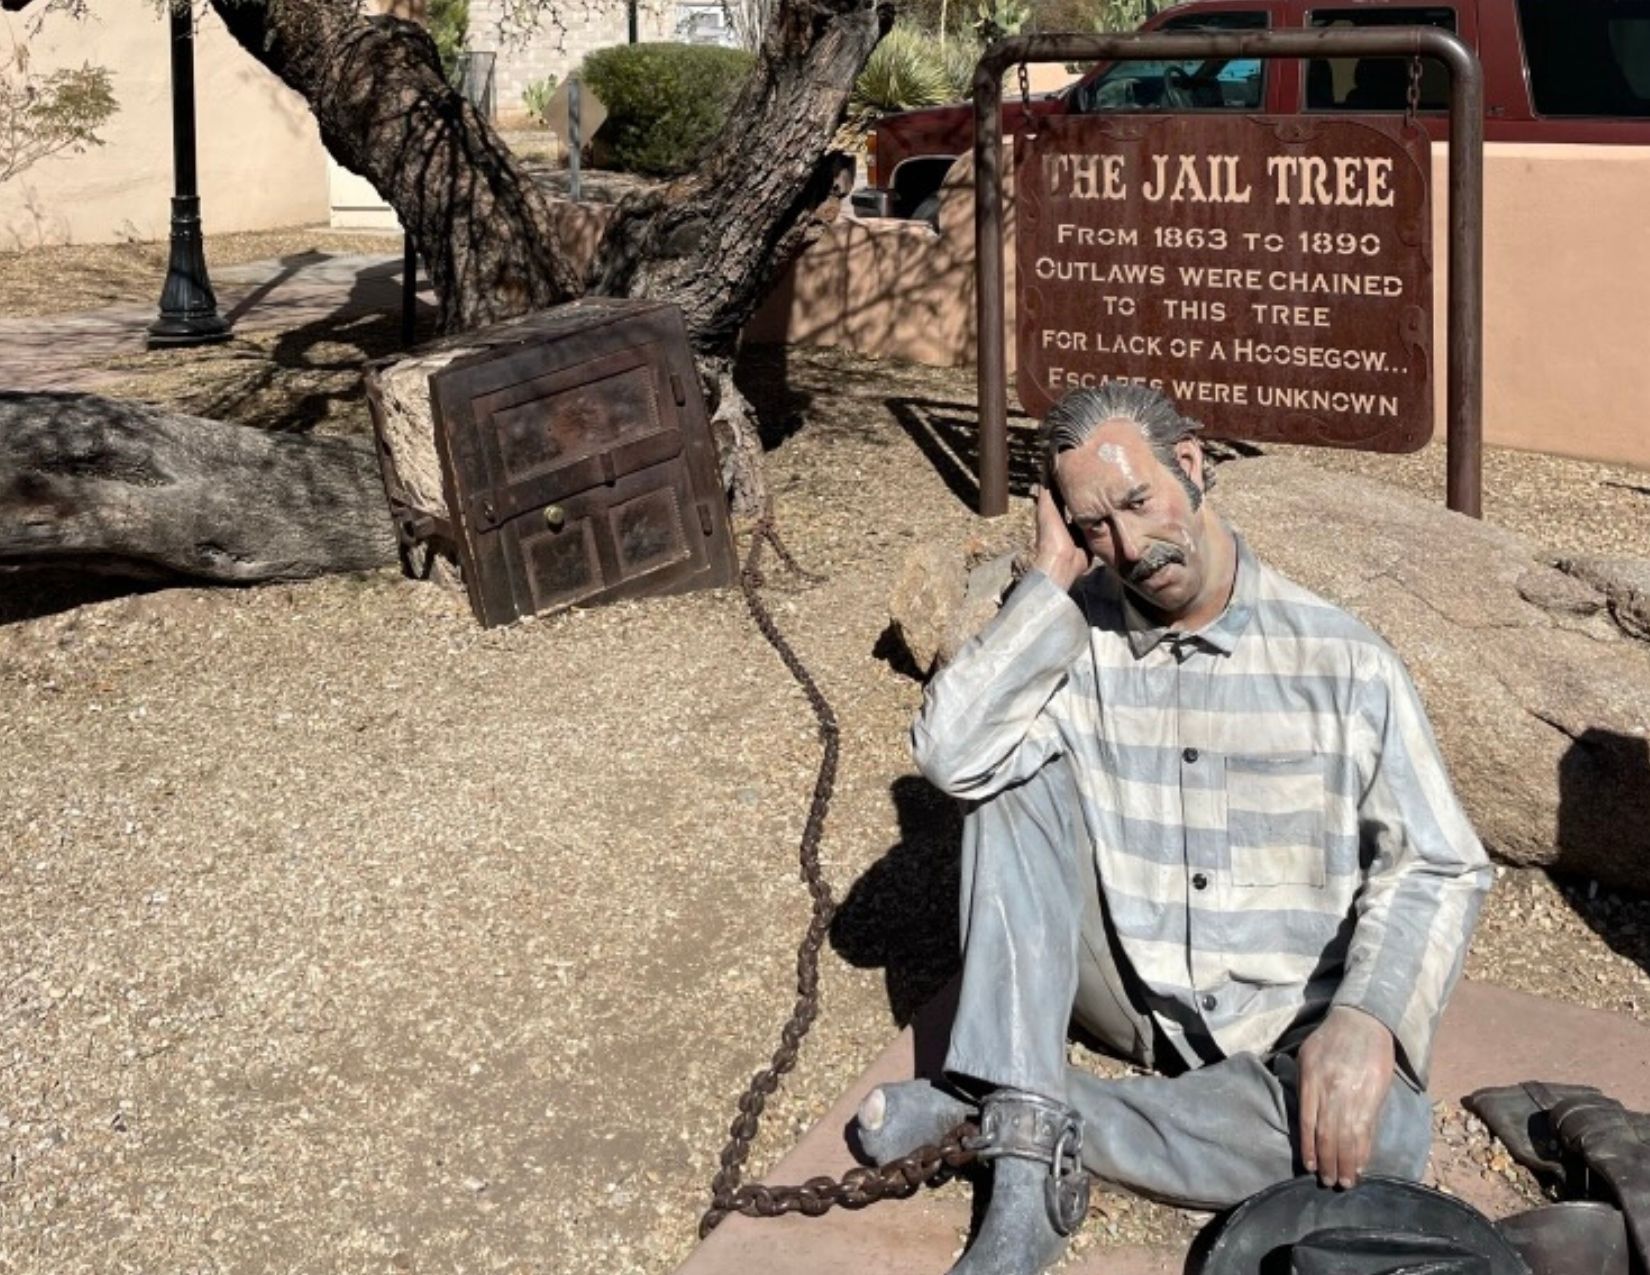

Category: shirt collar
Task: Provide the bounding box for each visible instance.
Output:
[1123,529,1257,658]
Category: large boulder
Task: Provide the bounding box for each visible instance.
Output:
[891,456,1650,896]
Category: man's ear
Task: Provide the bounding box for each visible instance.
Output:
[1174,438,1206,492]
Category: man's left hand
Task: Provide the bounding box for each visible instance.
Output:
[1297,1005,1397,1189]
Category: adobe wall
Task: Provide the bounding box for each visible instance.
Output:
[0,2,330,249]
[747,141,1650,473]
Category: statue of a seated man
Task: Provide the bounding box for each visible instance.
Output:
[854,384,1493,1275]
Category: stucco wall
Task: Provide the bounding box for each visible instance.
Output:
[0,1,330,249]
[749,141,1650,473]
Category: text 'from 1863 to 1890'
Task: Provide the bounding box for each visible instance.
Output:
[1015,113,1433,452]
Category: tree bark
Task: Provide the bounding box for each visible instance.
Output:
[210,0,889,360]
[208,0,580,334]
[1,0,894,584]
[589,0,890,356]
[0,392,396,582]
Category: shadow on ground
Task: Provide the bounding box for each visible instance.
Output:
[885,397,1042,510]
[180,255,437,435]
[0,570,169,626]
[1557,728,1650,978]
[829,774,964,1027]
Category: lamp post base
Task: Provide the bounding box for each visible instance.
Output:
[146,195,231,349]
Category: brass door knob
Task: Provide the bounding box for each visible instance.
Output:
[544,504,566,531]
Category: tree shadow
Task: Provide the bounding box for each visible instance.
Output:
[732,343,814,451]
[0,569,169,626]
[884,396,1042,511]
[179,253,437,437]
[829,773,964,1028]
[1554,728,1650,977]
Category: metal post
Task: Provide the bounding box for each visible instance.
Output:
[148,0,231,348]
[973,60,1008,519]
[973,29,1484,517]
[568,75,582,203]
[1440,41,1485,519]
[401,232,417,348]
[628,0,638,44]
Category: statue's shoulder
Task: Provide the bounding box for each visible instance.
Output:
[1245,552,1396,671]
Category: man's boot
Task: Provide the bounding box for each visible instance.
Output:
[950,1088,1091,1275]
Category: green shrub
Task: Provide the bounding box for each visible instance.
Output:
[428,0,468,84]
[522,74,559,126]
[579,43,755,177]
[850,25,956,122]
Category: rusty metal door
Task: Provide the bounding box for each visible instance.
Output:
[429,301,737,627]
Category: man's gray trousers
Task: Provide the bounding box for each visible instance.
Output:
[942,755,1434,1211]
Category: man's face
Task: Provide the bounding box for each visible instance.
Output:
[1052,419,1210,619]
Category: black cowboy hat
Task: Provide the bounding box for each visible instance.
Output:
[1193,1175,1531,1275]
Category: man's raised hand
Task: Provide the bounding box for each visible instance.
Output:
[1297,1005,1398,1189]
[1031,485,1090,592]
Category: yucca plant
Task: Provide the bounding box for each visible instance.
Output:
[940,39,983,101]
[850,25,954,121]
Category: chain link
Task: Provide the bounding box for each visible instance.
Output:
[1405,54,1423,124]
[697,513,981,1237]
[1017,61,1034,138]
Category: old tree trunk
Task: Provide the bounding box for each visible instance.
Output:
[0,0,888,582]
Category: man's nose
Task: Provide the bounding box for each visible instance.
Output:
[1111,517,1140,565]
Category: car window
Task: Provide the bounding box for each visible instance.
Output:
[1070,11,1268,114]
[1305,6,1457,112]
[1517,0,1650,118]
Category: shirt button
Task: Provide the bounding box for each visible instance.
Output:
[1182,747,1199,764]
[1191,872,1209,891]
[1201,993,1218,1012]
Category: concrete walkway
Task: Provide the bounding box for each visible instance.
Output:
[0,252,421,394]
[677,979,1650,1275]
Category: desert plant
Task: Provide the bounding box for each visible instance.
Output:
[580,43,755,177]
[939,37,982,100]
[0,47,116,186]
[521,73,558,125]
[973,0,1031,46]
[849,25,954,121]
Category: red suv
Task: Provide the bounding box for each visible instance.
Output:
[852,0,1650,221]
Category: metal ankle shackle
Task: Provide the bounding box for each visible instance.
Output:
[963,1089,1091,1236]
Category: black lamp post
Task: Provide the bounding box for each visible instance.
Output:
[147,0,231,348]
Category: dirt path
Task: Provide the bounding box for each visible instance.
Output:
[3,343,1649,1274]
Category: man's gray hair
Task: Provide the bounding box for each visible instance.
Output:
[1038,384,1214,496]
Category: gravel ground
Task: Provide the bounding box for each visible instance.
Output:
[3,334,1650,1273]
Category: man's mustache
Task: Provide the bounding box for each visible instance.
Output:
[1126,543,1186,584]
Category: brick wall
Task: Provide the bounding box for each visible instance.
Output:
[468,0,678,121]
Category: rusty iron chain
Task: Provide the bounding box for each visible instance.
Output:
[698,512,980,1238]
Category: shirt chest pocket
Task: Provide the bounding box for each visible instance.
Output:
[1224,754,1328,889]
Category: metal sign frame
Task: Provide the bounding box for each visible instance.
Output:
[972,29,1484,518]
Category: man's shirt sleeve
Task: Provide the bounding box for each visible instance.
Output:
[911,569,1090,800]
[1332,650,1493,1086]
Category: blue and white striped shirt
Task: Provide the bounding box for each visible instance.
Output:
[912,533,1491,1084]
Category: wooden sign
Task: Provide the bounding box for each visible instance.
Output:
[1015,114,1432,451]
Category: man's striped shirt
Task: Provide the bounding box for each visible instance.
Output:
[912,533,1491,1084]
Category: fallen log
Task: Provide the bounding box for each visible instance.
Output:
[0,391,397,583]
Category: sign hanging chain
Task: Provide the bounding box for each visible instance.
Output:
[1405,53,1423,125]
[1017,60,1035,139]
[698,514,979,1238]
